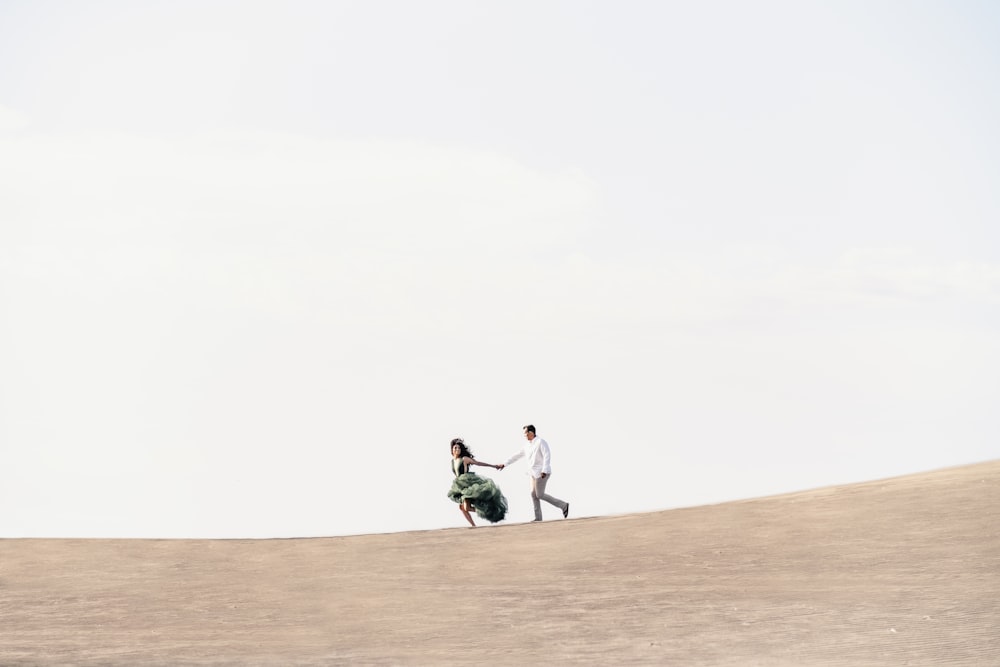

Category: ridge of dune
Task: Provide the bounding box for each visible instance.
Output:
[2,460,998,666]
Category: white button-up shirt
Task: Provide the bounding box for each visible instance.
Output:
[505,437,552,479]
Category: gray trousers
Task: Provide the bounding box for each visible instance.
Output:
[531,474,568,521]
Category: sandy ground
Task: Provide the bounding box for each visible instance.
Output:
[2,460,998,666]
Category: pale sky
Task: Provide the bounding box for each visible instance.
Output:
[1,1,997,538]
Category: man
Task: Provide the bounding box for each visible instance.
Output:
[498,424,569,522]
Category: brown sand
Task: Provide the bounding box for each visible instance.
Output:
[2,461,998,666]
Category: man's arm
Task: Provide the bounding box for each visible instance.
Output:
[540,439,552,475]
[504,449,525,467]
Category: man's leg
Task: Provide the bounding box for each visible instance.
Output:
[530,477,543,521]
[532,475,568,520]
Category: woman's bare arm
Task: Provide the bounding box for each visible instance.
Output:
[464,456,501,469]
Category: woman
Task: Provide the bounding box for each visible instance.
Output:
[448,438,508,527]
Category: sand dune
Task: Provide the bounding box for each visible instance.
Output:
[2,461,998,666]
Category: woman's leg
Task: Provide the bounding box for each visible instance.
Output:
[460,500,476,527]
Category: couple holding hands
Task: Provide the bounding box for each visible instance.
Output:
[448,424,571,528]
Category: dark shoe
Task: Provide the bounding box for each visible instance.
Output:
[563,504,570,519]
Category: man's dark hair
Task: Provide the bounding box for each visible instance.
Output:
[523,424,536,435]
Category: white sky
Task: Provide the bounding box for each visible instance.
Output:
[1,1,997,538]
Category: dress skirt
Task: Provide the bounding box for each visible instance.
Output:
[448,472,508,523]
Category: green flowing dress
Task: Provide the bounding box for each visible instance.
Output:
[448,458,508,523]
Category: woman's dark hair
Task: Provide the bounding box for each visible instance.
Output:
[451,438,473,458]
